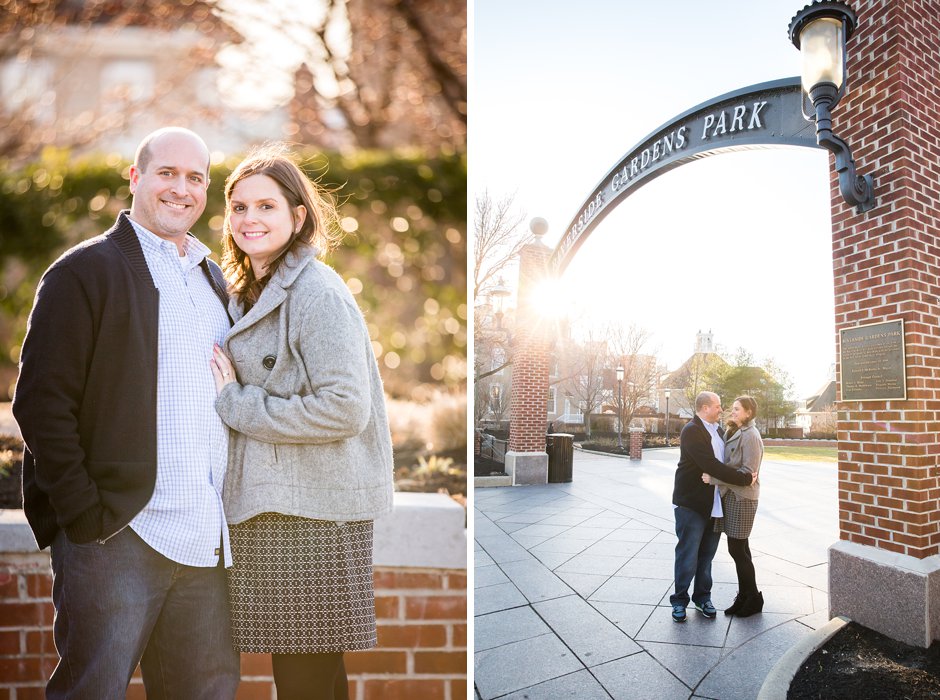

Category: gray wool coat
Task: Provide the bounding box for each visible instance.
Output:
[215,247,394,524]
[712,421,763,501]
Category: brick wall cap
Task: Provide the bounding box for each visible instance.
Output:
[0,509,35,552]
[0,493,468,571]
[374,493,467,570]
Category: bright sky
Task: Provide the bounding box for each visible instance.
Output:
[214,0,344,110]
[471,0,837,400]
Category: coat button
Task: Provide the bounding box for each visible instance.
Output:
[262,355,276,370]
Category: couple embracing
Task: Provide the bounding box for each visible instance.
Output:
[13,127,393,699]
[670,391,765,623]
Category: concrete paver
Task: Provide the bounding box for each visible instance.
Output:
[473,633,583,698]
[533,594,642,665]
[592,652,692,700]
[475,605,552,651]
[496,669,611,700]
[498,558,575,603]
[474,447,838,699]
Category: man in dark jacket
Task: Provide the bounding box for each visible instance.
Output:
[670,391,754,622]
[13,127,239,698]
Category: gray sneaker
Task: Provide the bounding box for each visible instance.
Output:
[694,600,717,618]
[671,604,687,623]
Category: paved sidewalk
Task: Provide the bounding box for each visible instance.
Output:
[474,447,837,700]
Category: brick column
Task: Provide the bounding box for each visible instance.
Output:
[506,229,552,485]
[628,426,644,461]
[827,0,940,647]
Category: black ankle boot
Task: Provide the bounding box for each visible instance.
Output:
[724,592,746,616]
[734,591,764,618]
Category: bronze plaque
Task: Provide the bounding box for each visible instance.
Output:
[839,320,907,401]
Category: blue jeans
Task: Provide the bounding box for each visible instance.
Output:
[47,527,240,699]
[670,505,721,608]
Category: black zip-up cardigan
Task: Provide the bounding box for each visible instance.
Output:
[672,414,754,519]
[13,212,229,548]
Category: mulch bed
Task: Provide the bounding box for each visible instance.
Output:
[788,621,940,699]
[473,455,505,478]
[581,439,679,453]
[393,446,466,497]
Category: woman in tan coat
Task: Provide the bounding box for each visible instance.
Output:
[704,396,764,617]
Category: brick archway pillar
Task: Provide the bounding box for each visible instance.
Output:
[505,233,552,485]
[827,0,940,647]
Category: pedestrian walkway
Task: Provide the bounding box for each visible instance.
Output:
[473,447,837,700]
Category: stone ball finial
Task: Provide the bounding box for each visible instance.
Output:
[529,217,549,237]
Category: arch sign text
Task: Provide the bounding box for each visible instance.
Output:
[551,77,821,274]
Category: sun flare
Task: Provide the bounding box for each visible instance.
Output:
[529,276,567,320]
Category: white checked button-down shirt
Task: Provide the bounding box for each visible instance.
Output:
[704,420,725,518]
[128,220,232,567]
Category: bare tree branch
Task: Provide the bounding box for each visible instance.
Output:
[474,190,527,298]
[394,0,467,124]
[475,360,511,381]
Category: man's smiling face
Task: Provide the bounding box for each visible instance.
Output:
[128,131,209,243]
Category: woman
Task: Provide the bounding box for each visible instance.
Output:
[209,144,394,699]
[703,396,764,617]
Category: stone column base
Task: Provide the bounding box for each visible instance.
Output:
[829,540,940,648]
[505,451,548,485]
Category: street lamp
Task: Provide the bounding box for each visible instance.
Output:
[489,277,511,330]
[616,365,624,452]
[788,1,875,213]
[664,388,671,444]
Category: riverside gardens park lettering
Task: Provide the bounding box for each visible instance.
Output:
[551,78,820,274]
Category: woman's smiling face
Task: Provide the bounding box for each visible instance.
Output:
[731,400,753,424]
[228,173,306,275]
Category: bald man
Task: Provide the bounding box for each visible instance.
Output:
[14,127,239,698]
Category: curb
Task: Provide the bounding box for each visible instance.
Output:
[474,475,511,488]
[575,446,631,459]
[757,615,850,700]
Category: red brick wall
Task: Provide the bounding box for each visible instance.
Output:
[0,555,466,700]
[832,0,940,557]
[629,428,644,461]
[508,241,552,453]
[0,555,55,698]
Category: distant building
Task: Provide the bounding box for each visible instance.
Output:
[659,329,728,419]
[659,330,795,432]
[0,3,287,161]
[795,365,837,436]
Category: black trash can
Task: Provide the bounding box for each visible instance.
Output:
[546,433,574,483]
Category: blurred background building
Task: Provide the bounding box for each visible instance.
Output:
[0,0,466,162]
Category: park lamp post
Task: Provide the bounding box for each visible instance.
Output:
[789,0,875,214]
[489,277,511,331]
[616,365,624,452]
[664,388,671,443]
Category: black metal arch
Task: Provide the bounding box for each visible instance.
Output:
[551,77,822,275]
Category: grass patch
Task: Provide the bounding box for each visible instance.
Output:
[763,445,837,462]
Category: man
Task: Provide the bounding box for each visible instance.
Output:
[670,391,755,623]
[13,127,240,698]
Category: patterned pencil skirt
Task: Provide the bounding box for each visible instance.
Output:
[714,490,759,539]
[227,512,377,654]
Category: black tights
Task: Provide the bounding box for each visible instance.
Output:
[272,652,349,700]
[727,537,757,594]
